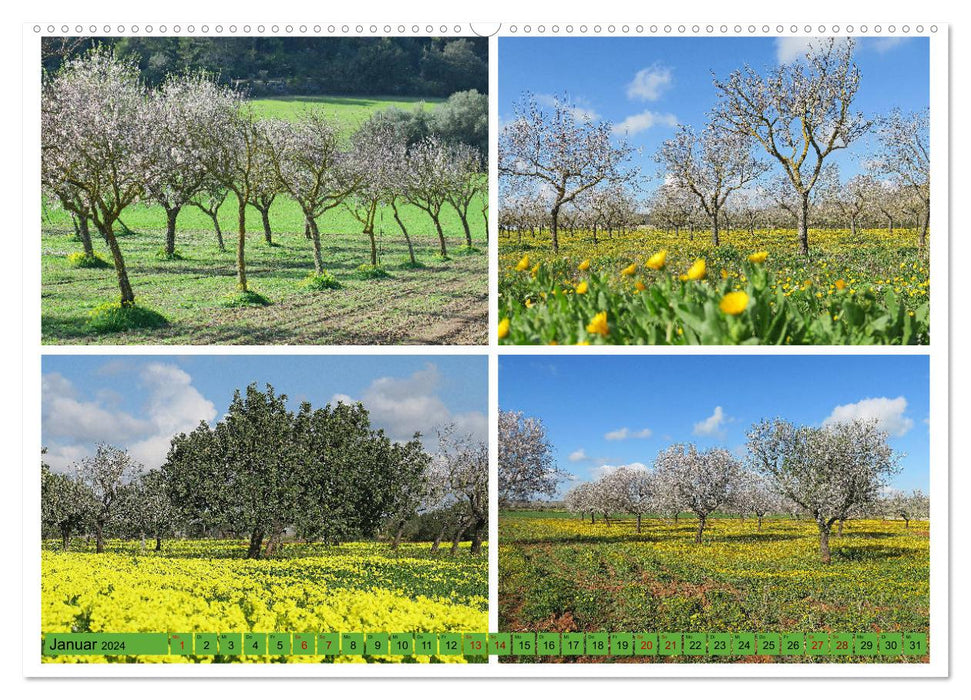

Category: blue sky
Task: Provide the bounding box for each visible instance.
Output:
[500,355,929,493]
[42,355,487,472]
[499,36,929,191]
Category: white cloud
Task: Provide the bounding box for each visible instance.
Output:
[612,110,678,137]
[591,462,649,480]
[534,93,600,122]
[822,396,914,437]
[693,406,728,438]
[604,427,653,441]
[869,37,907,54]
[42,364,217,471]
[333,364,486,445]
[568,448,589,462]
[626,64,672,101]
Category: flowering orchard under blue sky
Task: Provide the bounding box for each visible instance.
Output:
[499,36,929,191]
[42,355,487,472]
[499,354,929,492]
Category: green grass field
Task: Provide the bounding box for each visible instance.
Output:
[499,511,929,663]
[41,95,487,345]
[249,95,443,135]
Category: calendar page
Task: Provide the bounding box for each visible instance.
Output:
[19,3,951,684]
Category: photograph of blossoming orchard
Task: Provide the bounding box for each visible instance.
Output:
[498,355,930,662]
[41,37,488,344]
[497,37,930,345]
[41,356,488,662]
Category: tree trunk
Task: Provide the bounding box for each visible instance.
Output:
[140,531,146,550]
[61,530,70,551]
[76,216,94,256]
[164,205,180,256]
[236,200,248,291]
[850,217,857,237]
[210,213,225,251]
[459,212,472,248]
[261,207,273,244]
[837,518,845,537]
[309,217,324,275]
[636,514,642,533]
[95,522,105,554]
[100,222,135,305]
[450,520,469,556]
[695,514,706,544]
[431,521,449,552]
[904,517,910,529]
[550,203,560,253]
[711,215,720,247]
[592,224,598,245]
[757,515,763,531]
[482,208,488,239]
[391,522,405,550]
[818,526,832,564]
[798,193,810,256]
[590,512,595,525]
[391,202,416,265]
[433,215,447,257]
[920,198,930,251]
[366,226,378,266]
[674,512,679,523]
[155,535,162,551]
[246,529,264,559]
[470,517,487,555]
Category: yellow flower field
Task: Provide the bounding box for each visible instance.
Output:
[498,228,929,345]
[499,512,929,663]
[42,540,488,664]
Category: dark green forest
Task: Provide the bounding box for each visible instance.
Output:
[41,36,488,97]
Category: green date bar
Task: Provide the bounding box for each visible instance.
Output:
[43,633,169,656]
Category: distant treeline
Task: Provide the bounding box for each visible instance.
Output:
[41,36,489,97]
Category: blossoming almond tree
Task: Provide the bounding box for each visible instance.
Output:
[42,48,154,305]
[145,73,217,258]
[262,111,360,276]
[713,38,871,255]
[656,123,768,246]
[747,418,901,563]
[654,444,741,543]
[873,108,930,250]
[499,93,638,252]
[498,409,567,508]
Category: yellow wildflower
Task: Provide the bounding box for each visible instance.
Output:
[578,259,591,271]
[576,281,589,295]
[719,291,749,315]
[645,250,667,270]
[586,311,609,336]
[634,280,646,292]
[748,251,769,263]
[498,318,510,339]
[685,259,707,281]
[835,279,846,290]
[515,254,530,271]
[621,262,637,276]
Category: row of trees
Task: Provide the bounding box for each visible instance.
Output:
[42,48,487,307]
[42,385,488,558]
[499,409,918,564]
[499,38,930,254]
[42,36,490,98]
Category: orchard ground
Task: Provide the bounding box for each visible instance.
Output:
[498,511,929,663]
[41,95,487,345]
